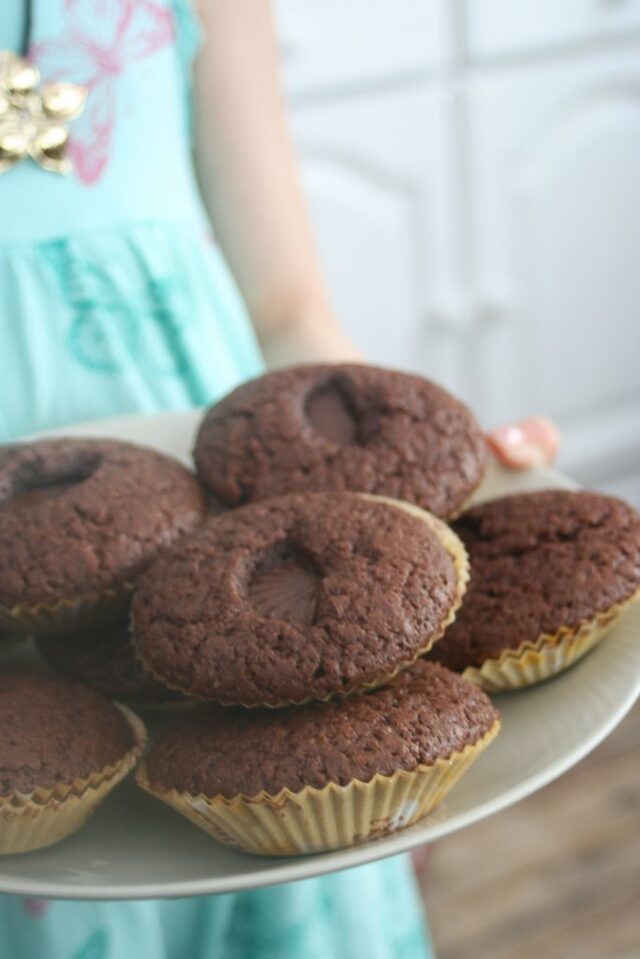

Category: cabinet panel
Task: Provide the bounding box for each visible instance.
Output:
[274,0,448,95]
[288,87,471,402]
[299,160,417,366]
[464,0,640,59]
[466,48,640,467]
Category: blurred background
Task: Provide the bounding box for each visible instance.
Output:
[274,0,640,508]
[272,4,640,957]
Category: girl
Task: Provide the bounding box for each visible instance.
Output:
[0,2,556,957]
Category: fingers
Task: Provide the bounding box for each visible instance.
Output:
[486,416,560,470]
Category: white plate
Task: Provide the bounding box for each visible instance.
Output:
[1,410,639,900]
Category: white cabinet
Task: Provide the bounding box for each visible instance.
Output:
[463,0,640,59]
[466,48,640,474]
[276,2,640,485]
[288,86,471,402]
[273,0,448,94]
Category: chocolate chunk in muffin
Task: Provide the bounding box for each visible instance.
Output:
[132,492,467,706]
[194,364,486,519]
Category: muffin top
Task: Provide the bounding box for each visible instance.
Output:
[194,364,486,519]
[0,438,207,609]
[142,660,499,798]
[429,490,640,671]
[132,493,464,706]
[36,621,184,707]
[0,672,137,795]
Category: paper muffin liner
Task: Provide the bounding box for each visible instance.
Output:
[137,718,499,856]
[0,705,146,855]
[462,586,640,693]
[0,584,134,636]
[134,495,469,709]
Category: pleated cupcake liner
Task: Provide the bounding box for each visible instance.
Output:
[0,705,147,855]
[136,719,499,856]
[133,495,470,709]
[462,587,640,693]
[0,583,134,636]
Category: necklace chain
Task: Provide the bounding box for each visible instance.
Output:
[21,0,33,57]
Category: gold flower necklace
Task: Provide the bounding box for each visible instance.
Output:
[0,0,86,174]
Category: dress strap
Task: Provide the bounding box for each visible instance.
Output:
[170,0,202,135]
[171,0,202,72]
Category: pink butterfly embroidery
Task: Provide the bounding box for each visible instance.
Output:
[32,0,174,185]
[22,897,50,918]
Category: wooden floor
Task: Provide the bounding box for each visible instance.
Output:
[420,701,640,959]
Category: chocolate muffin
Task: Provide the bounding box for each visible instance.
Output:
[0,672,146,853]
[194,364,486,519]
[132,492,468,707]
[0,438,207,633]
[36,622,186,709]
[429,490,640,690]
[137,660,500,855]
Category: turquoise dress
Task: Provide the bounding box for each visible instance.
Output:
[0,2,432,957]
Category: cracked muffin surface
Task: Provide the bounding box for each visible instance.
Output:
[0,438,207,611]
[194,364,486,519]
[0,672,136,795]
[132,492,465,706]
[142,660,499,798]
[428,490,640,671]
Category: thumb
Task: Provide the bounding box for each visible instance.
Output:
[486,416,560,470]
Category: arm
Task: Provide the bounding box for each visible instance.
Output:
[192,2,557,467]
[193,0,360,366]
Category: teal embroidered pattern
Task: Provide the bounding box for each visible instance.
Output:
[224,894,311,959]
[394,925,435,959]
[71,929,108,959]
[40,240,191,377]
